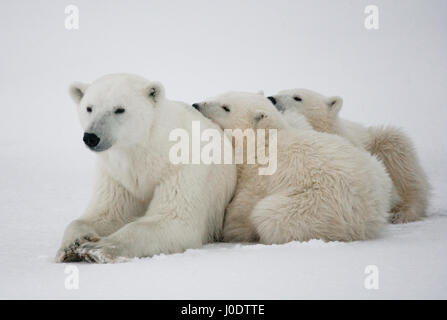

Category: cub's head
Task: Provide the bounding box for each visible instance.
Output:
[192,91,284,130]
[267,89,343,133]
[69,74,164,152]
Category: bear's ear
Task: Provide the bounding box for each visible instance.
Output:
[327,96,343,114]
[69,82,89,104]
[146,81,165,104]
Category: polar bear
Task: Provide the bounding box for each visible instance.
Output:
[56,74,236,263]
[267,89,430,223]
[192,91,392,244]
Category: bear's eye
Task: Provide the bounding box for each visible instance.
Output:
[86,106,93,113]
[114,107,125,114]
[222,105,230,112]
[294,96,302,102]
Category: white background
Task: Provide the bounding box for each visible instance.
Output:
[0,0,446,299]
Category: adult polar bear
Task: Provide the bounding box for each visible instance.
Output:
[268,89,430,223]
[56,74,236,263]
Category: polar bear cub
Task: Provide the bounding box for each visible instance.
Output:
[268,89,430,223]
[193,91,392,244]
[56,74,236,263]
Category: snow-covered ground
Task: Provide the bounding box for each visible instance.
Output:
[1,0,446,299]
[0,145,446,299]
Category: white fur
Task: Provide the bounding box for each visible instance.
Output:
[56,74,236,263]
[195,92,392,244]
[271,88,430,223]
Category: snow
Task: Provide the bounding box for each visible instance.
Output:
[0,145,446,299]
[1,0,446,299]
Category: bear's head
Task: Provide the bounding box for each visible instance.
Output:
[267,89,343,133]
[69,74,164,152]
[192,91,285,130]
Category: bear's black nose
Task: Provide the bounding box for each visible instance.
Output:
[83,132,100,148]
[192,103,200,110]
[267,96,277,105]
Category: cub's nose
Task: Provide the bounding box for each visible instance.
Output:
[192,103,200,110]
[83,132,100,148]
[267,96,277,105]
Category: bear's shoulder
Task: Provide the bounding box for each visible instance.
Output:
[160,99,224,132]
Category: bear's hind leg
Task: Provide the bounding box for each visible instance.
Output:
[366,126,430,223]
[250,193,319,244]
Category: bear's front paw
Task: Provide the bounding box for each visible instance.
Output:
[55,235,101,263]
[76,239,129,264]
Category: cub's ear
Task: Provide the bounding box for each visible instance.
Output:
[253,111,268,127]
[69,82,89,104]
[327,96,343,114]
[146,81,165,103]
